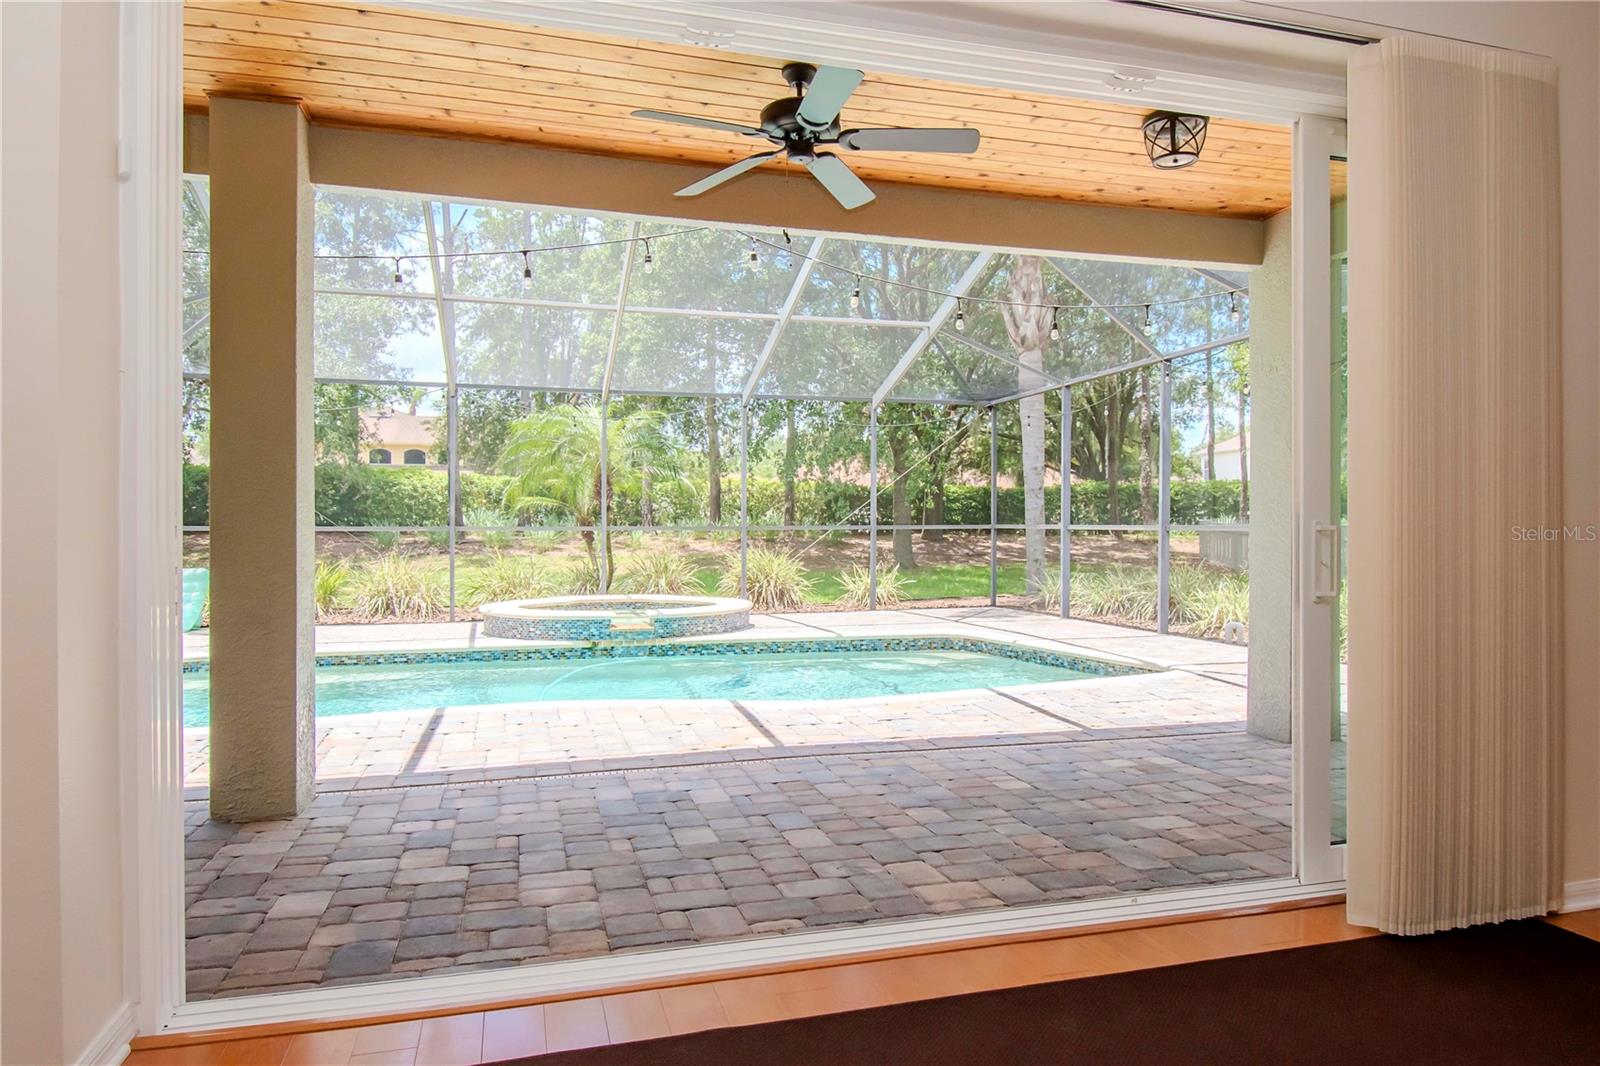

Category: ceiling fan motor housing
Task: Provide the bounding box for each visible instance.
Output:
[759,97,840,162]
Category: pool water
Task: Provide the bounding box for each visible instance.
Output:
[181,647,1100,727]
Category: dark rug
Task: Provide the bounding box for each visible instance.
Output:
[509,920,1599,1065]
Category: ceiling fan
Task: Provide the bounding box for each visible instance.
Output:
[632,62,981,210]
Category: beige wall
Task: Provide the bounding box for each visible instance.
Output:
[183,116,1269,268]
[1245,211,1293,742]
[1,2,131,1063]
[1289,0,1600,897]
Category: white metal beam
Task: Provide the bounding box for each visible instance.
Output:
[599,221,643,404]
[740,237,825,404]
[871,251,995,408]
[1046,258,1166,361]
[943,329,1070,391]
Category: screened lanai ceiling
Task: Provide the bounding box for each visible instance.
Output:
[181,0,1297,219]
[182,180,1249,404]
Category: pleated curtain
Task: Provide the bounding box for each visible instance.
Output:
[1345,36,1564,934]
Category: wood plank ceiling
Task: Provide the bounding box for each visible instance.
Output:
[183,1,1300,219]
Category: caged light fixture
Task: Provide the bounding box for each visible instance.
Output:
[1141,112,1209,170]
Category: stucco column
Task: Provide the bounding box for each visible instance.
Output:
[207,97,316,820]
[1247,210,1292,742]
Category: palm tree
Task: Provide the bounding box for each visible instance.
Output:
[499,404,685,589]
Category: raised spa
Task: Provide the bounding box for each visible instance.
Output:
[479,593,753,642]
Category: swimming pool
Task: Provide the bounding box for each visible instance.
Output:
[180,637,1140,728]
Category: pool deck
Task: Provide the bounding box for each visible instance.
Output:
[182,608,1290,1001]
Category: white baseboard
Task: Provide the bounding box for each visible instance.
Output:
[73,1002,137,1066]
[1562,878,1600,913]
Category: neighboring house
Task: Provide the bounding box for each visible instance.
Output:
[1190,427,1248,480]
[360,410,443,469]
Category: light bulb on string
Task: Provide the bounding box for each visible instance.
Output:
[1229,291,1241,325]
[521,251,532,280]
[641,240,654,273]
[1142,303,1152,331]
[748,240,759,266]
[393,258,403,286]
[1049,308,1061,342]
[850,275,861,313]
[954,302,967,332]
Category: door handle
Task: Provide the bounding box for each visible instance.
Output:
[1313,522,1342,603]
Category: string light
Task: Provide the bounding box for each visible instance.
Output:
[189,226,1246,320]
[1049,308,1061,342]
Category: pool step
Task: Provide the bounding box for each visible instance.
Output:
[608,613,656,635]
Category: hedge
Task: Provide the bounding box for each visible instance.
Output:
[181,463,1245,529]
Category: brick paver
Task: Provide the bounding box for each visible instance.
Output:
[181,610,1286,999]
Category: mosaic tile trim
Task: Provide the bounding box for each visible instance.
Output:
[181,635,1148,678]
[481,607,750,643]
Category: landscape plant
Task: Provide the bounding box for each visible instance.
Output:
[837,563,905,608]
[347,552,447,620]
[616,546,700,594]
[460,551,555,607]
[719,547,812,611]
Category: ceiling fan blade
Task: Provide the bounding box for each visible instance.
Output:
[795,66,864,130]
[806,154,875,210]
[674,151,781,197]
[631,109,767,138]
[838,127,981,153]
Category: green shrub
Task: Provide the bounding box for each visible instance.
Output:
[313,558,350,620]
[461,551,556,606]
[837,563,905,608]
[718,547,812,611]
[1170,564,1250,638]
[463,506,516,548]
[369,530,400,551]
[1047,563,1250,639]
[182,464,209,526]
[347,553,447,621]
[557,557,602,595]
[423,529,450,548]
[616,546,699,594]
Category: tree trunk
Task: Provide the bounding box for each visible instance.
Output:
[925,483,946,541]
[1237,388,1251,520]
[705,397,722,524]
[1205,351,1216,479]
[1138,367,1155,523]
[1000,256,1053,595]
[782,402,797,526]
[1106,388,1122,531]
[888,428,916,569]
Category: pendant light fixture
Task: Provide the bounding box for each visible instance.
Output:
[1141,112,1209,170]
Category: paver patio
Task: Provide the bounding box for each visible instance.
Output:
[181,608,1292,1000]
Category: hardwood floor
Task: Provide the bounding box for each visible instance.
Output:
[126,903,1598,1065]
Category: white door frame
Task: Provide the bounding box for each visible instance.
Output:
[118,0,1351,1037]
[1290,115,1348,886]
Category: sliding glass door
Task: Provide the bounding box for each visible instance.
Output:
[1293,117,1349,884]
